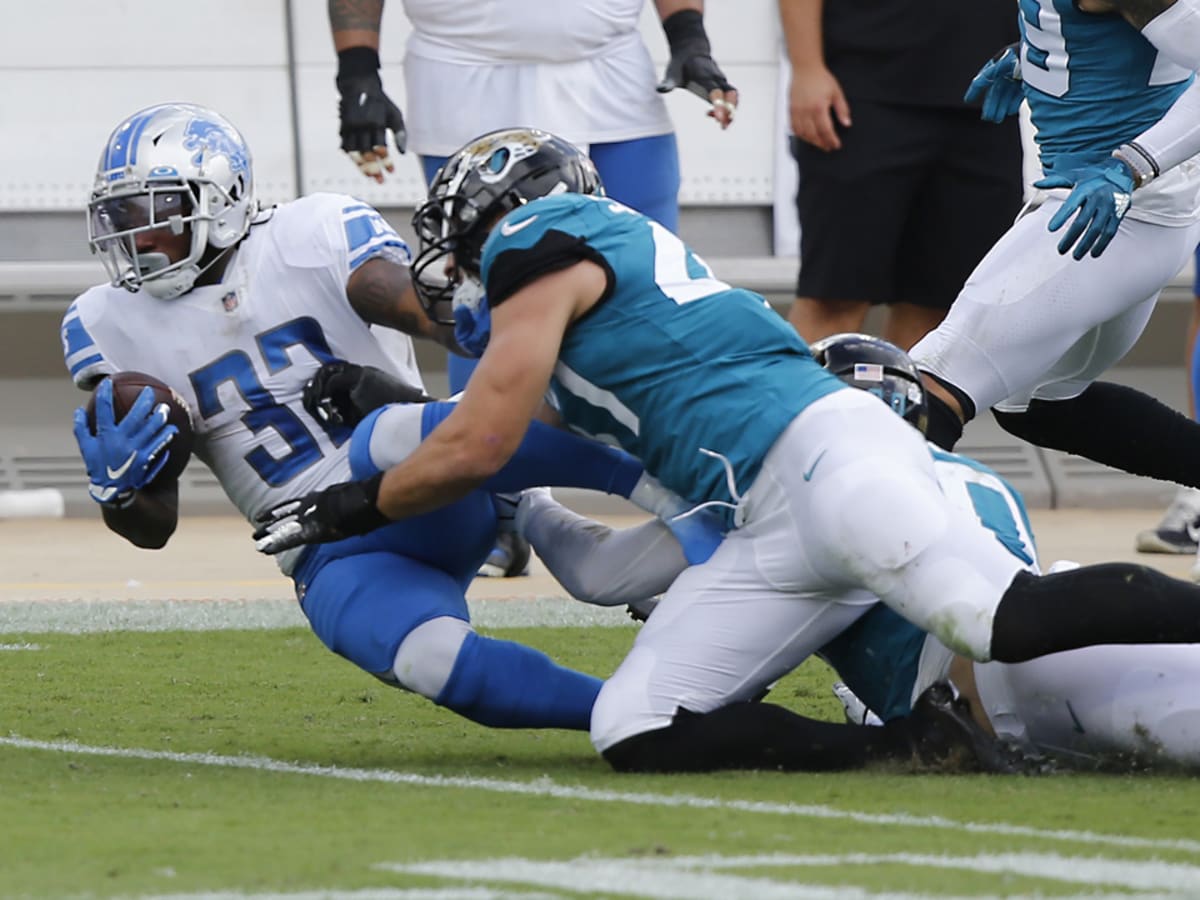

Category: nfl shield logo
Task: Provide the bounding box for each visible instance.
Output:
[221,291,239,312]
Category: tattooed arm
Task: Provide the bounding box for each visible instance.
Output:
[346,256,465,354]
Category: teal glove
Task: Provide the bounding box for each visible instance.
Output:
[1035,158,1135,260]
[72,379,177,506]
[965,44,1023,123]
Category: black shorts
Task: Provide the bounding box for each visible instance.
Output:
[792,99,1023,309]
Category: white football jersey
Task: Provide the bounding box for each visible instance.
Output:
[62,193,423,570]
[400,0,672,154]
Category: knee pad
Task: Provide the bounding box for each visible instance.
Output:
[390,616,472,698]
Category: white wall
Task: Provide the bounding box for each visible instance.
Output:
[0,0,786,212]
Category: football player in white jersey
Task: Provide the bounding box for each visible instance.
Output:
[256,128,1200,774]
[909,0,1200,509]
[63,103,660,735]
[517,334,1200,771]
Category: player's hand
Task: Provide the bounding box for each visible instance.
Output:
[253,473,390,555]
[657,10,738,129]
[72,379,177,506]
[336,70,407,183]
[788,64,851,152]
[1034,158,1135,260]
[964,43,1023,123]
[303,361,434,428]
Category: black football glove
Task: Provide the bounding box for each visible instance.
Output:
[656,10,735,102]
[253,473,389,555]
[304,361,435,429]
[336,47,407,180]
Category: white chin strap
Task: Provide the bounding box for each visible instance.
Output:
[141,263,200,300]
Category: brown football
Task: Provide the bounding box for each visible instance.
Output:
[85,371,195,484]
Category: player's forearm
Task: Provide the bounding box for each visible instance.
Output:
[101,481,179,549]
[1139,0,1200,69]
[330,0,384,51]
[654,0,703,22]
[1118,78,1200,184]
[376,400,524,519]
[778,0,825,70]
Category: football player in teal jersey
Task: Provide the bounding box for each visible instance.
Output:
[515,334,1200,771]
[257,129,1200,773]
[909,0,1200,509]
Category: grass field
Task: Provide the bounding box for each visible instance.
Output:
[4,611,1200,899]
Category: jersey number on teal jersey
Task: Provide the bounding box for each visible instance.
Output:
[1020,0,1069,97]
[643,217,731,305]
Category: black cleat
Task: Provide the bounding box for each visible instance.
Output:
[905,683,1023,774]
[477,531,532,578]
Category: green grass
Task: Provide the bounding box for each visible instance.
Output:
[3,626,1200,898]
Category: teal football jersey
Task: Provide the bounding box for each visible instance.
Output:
[1019,0,1194,171]
[479,193,846,516]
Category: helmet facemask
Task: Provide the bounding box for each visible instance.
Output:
[410,128,603,326]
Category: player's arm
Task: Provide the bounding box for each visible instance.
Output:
[330,0,406,181]
[252,261,606,553]
[1036,77,1200,258]
[100,480,179,549]
[653,0,738,128]
[778,0,850,151]
[371,263,589,519]
[345,256,463,353]
[72,379,181,549]
[1079,0,1200,68]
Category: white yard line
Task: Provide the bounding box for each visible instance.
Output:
[0,596,633,633]
[127,853,1200,900]
[4,734,1197,855]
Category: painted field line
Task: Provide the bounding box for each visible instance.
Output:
[3,734,1197,855]
[0,596,631,633]
[383,852,1200,899]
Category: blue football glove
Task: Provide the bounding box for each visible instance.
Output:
[72,379,177,507]
[663,506,726,566]
[1035,157,1135,260]
[964,44,1023,123]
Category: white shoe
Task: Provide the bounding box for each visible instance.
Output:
[1135,487,1200,554]
[832,681,883,726]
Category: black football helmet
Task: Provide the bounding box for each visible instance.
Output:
[410,127,603,324]
[809,333,929,434]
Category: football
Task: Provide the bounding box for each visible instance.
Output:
[85,371,195,484]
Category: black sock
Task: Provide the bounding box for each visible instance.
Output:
[991,566,1200,662]
[601,702,916,773]
[993,382,1200,487]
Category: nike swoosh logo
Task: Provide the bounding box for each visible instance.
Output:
[106,451,138,481]
[1065,699,1086,735]
[802,450,827,482]
[500,215,538,237]
[1187,519,1200,544]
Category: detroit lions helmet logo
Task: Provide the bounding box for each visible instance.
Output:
[182,118,249,174]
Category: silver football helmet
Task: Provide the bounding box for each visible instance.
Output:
[88,103,257,300]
